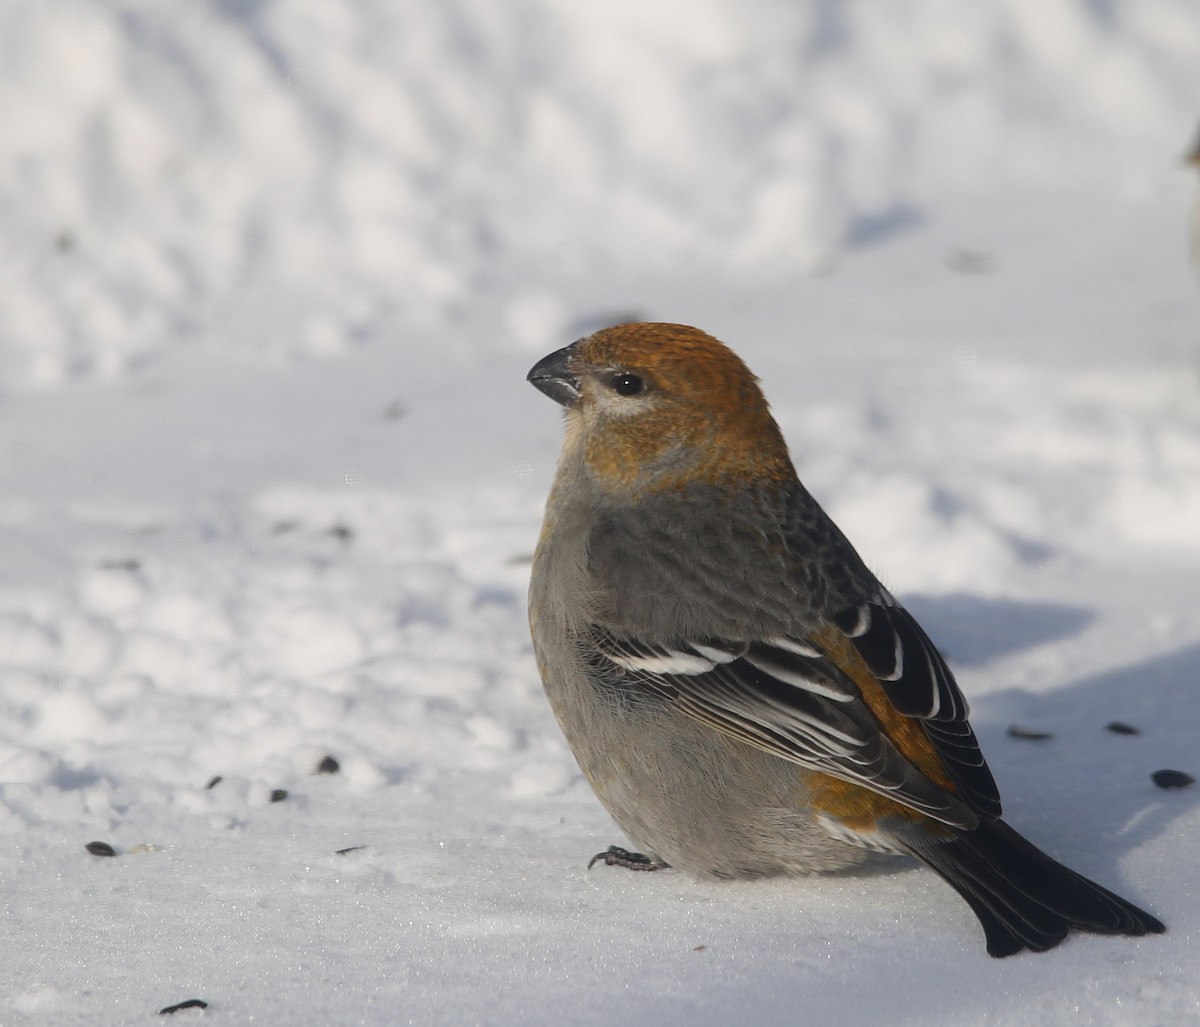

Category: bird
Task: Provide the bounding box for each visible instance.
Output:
[526,322,1165,958]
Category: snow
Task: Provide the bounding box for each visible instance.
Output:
[2,1,1200,1023]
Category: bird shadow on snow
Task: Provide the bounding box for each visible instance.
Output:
[852,594,1197,909]
[901,592,1094,666]
[955,634,1200,904]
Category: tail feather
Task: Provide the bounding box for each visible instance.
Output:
[948,877,1062,956]
[910,819,1165,958]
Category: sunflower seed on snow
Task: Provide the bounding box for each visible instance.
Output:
[159,999,208,1015]
[1007,725,1053,741]
[1151,769,1195,789]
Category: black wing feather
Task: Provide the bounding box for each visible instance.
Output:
[833,593,1001,819]
[593,631,977,828]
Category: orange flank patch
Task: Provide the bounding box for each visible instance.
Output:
[802,769,931,832]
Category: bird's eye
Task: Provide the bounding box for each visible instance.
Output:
[612,373,644,396]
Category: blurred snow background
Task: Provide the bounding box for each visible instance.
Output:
[2,1,1199,1024]
[4,0,1198,383]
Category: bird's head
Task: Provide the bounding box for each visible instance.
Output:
[528,323,795,495]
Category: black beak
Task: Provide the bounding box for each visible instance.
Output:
[527,344,581,408]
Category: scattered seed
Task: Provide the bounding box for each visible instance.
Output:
[98,558,141,572]
[947,249,995,274]
[316,755,340,775]
[1007,725,1054,741]
[269,789,288,803]
[336,846,366,856]
[1105,721,1140,736]
[85,841,117,857]
[205,775,223,790]
[327,524,354,544]
[1151,770,1195,790]
[159,999,208,1015]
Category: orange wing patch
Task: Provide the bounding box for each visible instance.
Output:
[803,625,959,830]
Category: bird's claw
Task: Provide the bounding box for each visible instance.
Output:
[587,845,668,871]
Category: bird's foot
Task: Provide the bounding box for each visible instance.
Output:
[587,845,669,871]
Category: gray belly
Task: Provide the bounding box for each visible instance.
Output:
[551,676,876,879]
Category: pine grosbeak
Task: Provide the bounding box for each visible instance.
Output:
[527,322,1164,958]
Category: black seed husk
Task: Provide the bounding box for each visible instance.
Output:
[98,557,141,571]
[1007,725,1053,741]
[1151,769,1195,789]
[159,999,208,1014]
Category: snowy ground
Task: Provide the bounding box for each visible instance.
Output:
[3,2,1200,1025]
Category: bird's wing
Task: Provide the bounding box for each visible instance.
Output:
[828,590,1001,818]
[591,604,992,829]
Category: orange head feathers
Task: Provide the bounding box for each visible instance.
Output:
[527,323,795,494]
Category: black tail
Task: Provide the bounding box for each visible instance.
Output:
[912,819,1165,958]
